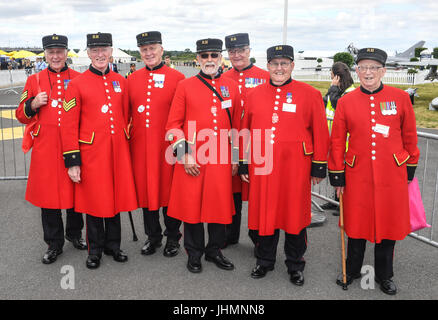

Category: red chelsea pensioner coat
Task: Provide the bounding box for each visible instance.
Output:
[241,79,329,236]
[60,66,137,218]
[222,63,270,199]
[16,66,80,209]
[127,63,185,210]
[328,85,420,243]
[165,72,242,224]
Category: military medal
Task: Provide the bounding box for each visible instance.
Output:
[101,104,109,113]
[272,113,279,124]
[64,79,71,90]
[51,100,58,107]
[220,86,230,98]
[112,81,121,93]
[138,105,145,113]
[286,92,292,103]
[390,101,397,115]
[245,78,250,88]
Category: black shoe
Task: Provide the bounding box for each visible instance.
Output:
[376,278,397,295]
[104,249,128,262]
[320,202,338,210]
[187,257,202,273]
[336,273,361,286]
[289,270,305,286]
[86,255,101,269]
[205,252,234,270]
[163,239,180,257]
[65,235,87,250]
[250,264,274,279]
[141,240,162,255]
[42,249,63,264]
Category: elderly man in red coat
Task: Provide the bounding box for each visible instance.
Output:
[61,33,137,269]
[128,31,185,257]
[166,38,241,273]
[328,48,420,295]
[16,34,86,265]
[239,45,329,285]
[222,33,270,248]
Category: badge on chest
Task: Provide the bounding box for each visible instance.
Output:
[153,74,165,88]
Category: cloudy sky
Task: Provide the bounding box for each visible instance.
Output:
[1,0,437,59]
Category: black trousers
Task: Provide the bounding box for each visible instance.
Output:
[86,213,121,256]
[346,237,396,281]
[184,222,226,259]
[256,228,307,273]
[226,192,258,245]
[142,207,182,243]
[41,208,84,250]
[225,193,242,243]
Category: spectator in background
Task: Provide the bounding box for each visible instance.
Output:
[35,57,47,73]
[164,55,175,69]
[319,61,355,216]
[109,56,118,73]
[125,63,136,78]
[24,59,33,78]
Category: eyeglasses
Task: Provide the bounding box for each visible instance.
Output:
[268,61,292,68]
[357,65,383,73]
[227,47,248,56]
[200,53,219,59]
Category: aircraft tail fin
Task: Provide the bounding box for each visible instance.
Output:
[396,41,426,59]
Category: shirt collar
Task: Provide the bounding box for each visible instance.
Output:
[233,63,253,72]
[360,82,384,95]
[199,70,221,80]
[48,64,68,73]
[270,77,292,87]
[145,61,164,71]
[89,64,110,76]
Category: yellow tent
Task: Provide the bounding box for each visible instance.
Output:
[68,50,78,57]
[0,49,9,56]
[37,52,44,56]
[11,50,36,59]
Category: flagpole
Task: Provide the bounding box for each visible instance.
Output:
[283,0,288,44]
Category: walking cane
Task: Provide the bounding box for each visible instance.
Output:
[128,211,138,241]
[339,192,348,290]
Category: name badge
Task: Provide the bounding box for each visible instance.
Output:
[221,99,232,109]
[153,74,165,88]
[373,124,390,137]
[153,74,165,82]
[282,103,296,113]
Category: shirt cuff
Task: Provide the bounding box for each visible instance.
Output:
[63,151,81,167]
[24,97,38,119]
[329,170,345,186]
[311,161,327,178]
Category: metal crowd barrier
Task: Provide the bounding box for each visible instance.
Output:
[0,105,29,180]
[1,102,437,247]
[312,131,438,248]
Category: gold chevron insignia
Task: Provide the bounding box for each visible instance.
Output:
[63,98,76,112]
[20,90,28,103]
